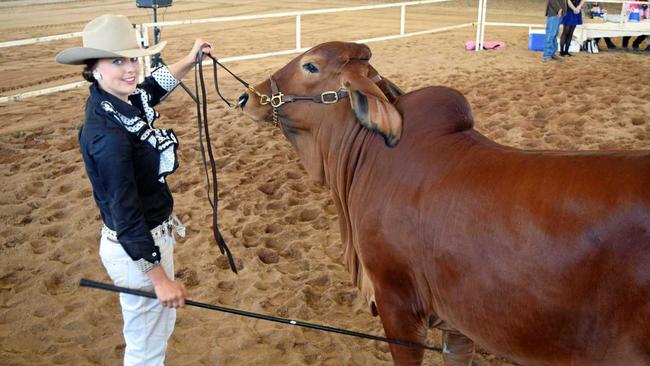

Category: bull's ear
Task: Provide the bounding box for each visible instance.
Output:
[367,64,404,104]
[342,73,402,147]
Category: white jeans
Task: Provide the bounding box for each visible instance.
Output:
[99,232,176,366]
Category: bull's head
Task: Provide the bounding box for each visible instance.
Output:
[239,41,402,184]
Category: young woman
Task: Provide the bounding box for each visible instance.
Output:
[560,0,585,56]
[56,14,213,365]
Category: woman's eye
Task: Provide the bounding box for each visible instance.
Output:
[112,59,123,65]
[130,57,139,63]
[302,63,319,74]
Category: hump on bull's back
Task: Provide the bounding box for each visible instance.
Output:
[398,86,474,135]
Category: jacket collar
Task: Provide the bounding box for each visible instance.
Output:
[89,83,141,118]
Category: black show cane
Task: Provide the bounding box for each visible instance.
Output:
[80,278,442,353]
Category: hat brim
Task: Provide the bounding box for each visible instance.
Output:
[55,41,167,65]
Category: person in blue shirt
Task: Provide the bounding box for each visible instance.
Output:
[622,0,649,51]
[56,14,213,365]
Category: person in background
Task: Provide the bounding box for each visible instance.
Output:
[622,0,649,51]
[638,0,649,51]
[543,0,568,62]
[560,0,585,56]
[588,1,617,49]
[622,34,647,50]
[55,14,214,365]
[593,37,617,49]
[642,0,650,18]
[588,1,603,17]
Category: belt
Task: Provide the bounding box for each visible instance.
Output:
[101,213,186,242]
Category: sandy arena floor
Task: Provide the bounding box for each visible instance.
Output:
[0,0,648,365]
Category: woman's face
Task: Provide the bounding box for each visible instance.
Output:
[95,57,140,101]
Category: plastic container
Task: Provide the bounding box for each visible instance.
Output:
[528,28,545,51]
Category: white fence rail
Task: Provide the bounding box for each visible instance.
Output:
[0,31,82,48]
[139,0,463,75]
[1,0,472,103]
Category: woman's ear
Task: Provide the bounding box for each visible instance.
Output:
[341,68,402,147]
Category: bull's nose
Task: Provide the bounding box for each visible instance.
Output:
[238,92,249,108]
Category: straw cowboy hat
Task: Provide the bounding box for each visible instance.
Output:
[55,14,166,65]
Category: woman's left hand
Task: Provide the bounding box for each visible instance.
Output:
[189,38,214,61]
[169,38,217,80]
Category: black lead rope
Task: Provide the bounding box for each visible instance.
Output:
[206,53,256,106]
[80,279,443,353]
[198,51,266,108]
[194,51,238,274]
[153,56,237,273]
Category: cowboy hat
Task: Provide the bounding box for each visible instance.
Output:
[55,14,166,65]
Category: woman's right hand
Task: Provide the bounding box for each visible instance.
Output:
[147,265,190,308]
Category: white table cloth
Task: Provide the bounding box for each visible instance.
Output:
[574,19,650,44]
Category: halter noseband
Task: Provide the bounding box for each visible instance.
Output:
[257,76,349,126]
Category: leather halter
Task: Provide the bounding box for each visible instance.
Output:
[260,76,349,126]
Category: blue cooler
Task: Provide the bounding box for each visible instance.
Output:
[528,28,546,51]
[629,11,641,22]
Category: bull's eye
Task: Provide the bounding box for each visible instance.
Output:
[302,62,319,74]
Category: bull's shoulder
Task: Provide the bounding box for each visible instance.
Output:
[396,86,474,136]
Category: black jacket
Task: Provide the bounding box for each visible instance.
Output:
[79,67,179,264]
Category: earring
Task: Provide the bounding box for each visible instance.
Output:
[92,71,103,81]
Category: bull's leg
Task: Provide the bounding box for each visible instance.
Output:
[374,293,428,366]
[442,329,474,366]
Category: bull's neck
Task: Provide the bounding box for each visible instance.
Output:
[321,117,370,207]
[318,115,371,290]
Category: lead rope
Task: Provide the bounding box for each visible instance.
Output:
[199,52,265,108]
[194,51,238,274]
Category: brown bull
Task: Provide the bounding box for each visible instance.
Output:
[239,41,650,366]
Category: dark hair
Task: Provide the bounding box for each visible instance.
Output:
[82,59,99,83]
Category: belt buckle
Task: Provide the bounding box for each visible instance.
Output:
[153,223,166,239]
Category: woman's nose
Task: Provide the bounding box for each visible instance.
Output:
[238,92,249,108]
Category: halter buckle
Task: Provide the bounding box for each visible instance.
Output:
[320,91,339,104]
[260,94,270,106]
[271,92,285,108]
